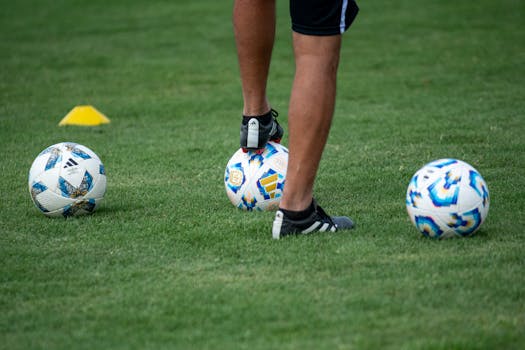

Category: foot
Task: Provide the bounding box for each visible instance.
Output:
[240,109,284,154]
[272,200,354,239]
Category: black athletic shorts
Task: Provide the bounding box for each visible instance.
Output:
[290,0,359,36]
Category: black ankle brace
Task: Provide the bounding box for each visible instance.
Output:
[280,200,315,221]
[242,109,273,125]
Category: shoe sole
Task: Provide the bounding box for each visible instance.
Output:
[242,137,282,154]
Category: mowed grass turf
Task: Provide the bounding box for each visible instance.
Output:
[1,0,524,349]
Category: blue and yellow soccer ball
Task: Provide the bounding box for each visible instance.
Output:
[406,159,489,238]
[224,141,288,211]
[28,142,107,217]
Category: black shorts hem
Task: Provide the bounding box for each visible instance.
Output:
[292,24,344,36]
[290,1,359,36]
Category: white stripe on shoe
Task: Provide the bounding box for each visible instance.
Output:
[246,118,259,149]
[303,221,336,234]
[319,223,331,232]
[272,211,284,239]
[302,221,321,234]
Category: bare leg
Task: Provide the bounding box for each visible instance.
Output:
[233,0,275,116]
[279,33,342,211]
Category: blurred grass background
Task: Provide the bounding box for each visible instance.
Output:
[1,0,524,349]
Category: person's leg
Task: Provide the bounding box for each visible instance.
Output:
[278,33,342,211]
[233,0,283,152]
[233,0,275,116]
[272,32,355,238]
[271,0,359,238]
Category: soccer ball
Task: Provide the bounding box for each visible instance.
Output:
[28,142,107,217]
[224,141,288,211]
[406,159,489,238]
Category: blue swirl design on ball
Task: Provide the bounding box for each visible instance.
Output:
[70,146,92,160]
[263,142,280,159]
[447,209,482,236]
[406,175,422,208]
[30,182,49,212]
[428,159,458,168]
[38,146,54,156]
[30,182,47,198]
[240,194,257,211]
[248,153,264,167]
[428,171,460,207]
[78,171,94,193]
[58,171,93,198]
[247,143,286,166]
[59,177,77,198]
[225,162,245,194]
[415,216,443,238]
[469,170,489,207]
[44,148,62,170]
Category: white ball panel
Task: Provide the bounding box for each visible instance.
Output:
[36,168,61,192]
[87,174,107,199]
[34,190,75,213]
[28,152,57,186]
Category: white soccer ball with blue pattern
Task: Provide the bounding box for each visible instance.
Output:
[225,141,288,211]
[28,142,107,217]
[406,159,489,238]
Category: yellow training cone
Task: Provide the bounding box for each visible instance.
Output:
[58,105,110,126]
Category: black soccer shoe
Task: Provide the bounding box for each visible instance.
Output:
[240,109,284,154]
[272,200,354,239]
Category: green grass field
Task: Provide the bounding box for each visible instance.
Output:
[1,0,524,349]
